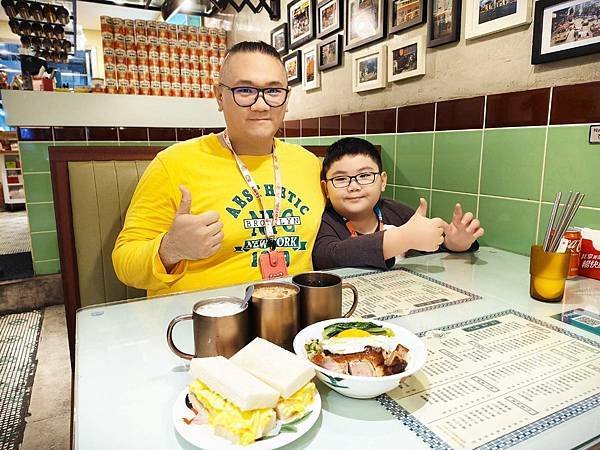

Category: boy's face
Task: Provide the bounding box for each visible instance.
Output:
[322,154,387,219]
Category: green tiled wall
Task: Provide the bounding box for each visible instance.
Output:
[20,124,599,275]
[290,124,600,256]
[20,139,171,275]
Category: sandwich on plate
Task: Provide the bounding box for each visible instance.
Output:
[185,338,317,446]
[230,337,316,421]
[187,356,279,445]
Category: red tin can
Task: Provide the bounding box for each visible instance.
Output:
[562,228,582,278]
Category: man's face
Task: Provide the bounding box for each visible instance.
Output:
[215,52,288,142]
[322,154,387,219]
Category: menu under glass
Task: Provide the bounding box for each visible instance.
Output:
[378,310,600,450]
[342,268,481,320]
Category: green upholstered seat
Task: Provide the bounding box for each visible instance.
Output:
[68,160,149,307]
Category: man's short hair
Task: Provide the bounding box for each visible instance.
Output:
[225,41,283,61]
[321,137,383,180]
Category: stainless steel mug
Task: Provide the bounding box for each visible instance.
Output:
[166,296,251,359]
[292,272,359,327]
[249,281,300,351]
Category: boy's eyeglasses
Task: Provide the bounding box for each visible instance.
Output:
[327,172,381,188]
[219,84,290,107]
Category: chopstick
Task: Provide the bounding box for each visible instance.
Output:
[548,191,585,252]
[547,191,574,252]
[543,191,561,251]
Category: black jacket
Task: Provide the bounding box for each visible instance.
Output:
[312,198,479,270]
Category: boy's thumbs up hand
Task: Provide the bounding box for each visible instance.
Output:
[159,185,224,270]
[401,198,447,252]
[414,197,428,217]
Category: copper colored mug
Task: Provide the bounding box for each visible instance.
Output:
[292,272,359,327]
[249,281,300,351]
[166,296,252,359]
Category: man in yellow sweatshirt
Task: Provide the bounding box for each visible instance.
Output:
[112,41,325,296]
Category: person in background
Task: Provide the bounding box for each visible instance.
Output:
[113,41,325,296]
[312,137,483,270]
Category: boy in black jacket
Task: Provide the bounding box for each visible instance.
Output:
[312,137,483,270]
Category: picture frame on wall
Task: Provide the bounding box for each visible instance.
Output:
[531,0,600,64]
[387,36,426,82]
[388,0,427,34]
[302,45,321,90]
[465,0,531,39]
[288,0,316,50]
[283,50,303,86]
[271,23,289,56]
[345,0,387,51]
[427,0,461,47]
[316,0,344,38]
[318,34,344,70]
[352,44,387,92]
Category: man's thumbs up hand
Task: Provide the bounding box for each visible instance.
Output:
[159,185,224,270]
[176,185,192,215]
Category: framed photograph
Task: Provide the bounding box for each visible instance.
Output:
[427,0,462,47]
[271,23,289,56]
[345,0,387,51]
[288,0,316,50]
[389,0,427,34]
[317,0,344,38]
[283,50,303,86]
[387,36,426,81]
[532,0,600,64]
[352,45,387,92]
[302,45,321,90]
[465,0,531,39]
[318,34,344,70]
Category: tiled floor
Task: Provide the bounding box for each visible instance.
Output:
[0,211,31,255]
[21,305,71,450]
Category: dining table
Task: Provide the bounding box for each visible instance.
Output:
[74,247,600,450]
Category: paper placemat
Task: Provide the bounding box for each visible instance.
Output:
[377,310,600,450]
[342,268,481,320]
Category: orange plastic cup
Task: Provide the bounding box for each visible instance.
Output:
[529,245,571,302]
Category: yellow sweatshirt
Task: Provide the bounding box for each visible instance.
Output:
[112,134,325,297]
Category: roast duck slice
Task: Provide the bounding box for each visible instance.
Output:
[311,344,409,377]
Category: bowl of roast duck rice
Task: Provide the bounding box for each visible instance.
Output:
[293,318,427,399]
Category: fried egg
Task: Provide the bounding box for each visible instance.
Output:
[322,331,400,355]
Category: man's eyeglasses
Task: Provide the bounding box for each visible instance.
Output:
[327,172,381,188]
[219,84,290,107]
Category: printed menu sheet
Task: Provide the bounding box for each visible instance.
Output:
[341,268,481,320]
[378,310,600,450]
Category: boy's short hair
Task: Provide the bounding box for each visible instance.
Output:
[321,137,383,180]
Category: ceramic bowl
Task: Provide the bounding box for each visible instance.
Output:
[293,318,427,399]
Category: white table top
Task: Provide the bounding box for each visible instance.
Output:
[75,247,600,450]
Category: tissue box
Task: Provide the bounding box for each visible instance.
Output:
[579,228,600,280]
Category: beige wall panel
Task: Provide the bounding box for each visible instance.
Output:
[68,162,106,307]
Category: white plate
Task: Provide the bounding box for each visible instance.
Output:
[172,388,321,450]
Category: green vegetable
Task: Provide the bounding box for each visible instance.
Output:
[304,339,323,357]
[322,321,394,339]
